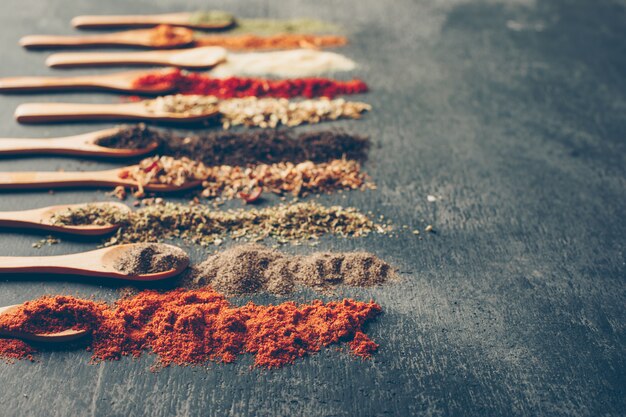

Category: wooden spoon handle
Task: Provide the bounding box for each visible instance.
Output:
[20,34,129,48]
[47,50,169,68]
[72,13,190,28]
[0,137,79,154]
[15,102,142,123]
[0,169,122,189]
[0,75,104,92]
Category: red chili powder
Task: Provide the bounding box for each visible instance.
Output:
[0,288,382,369]
[133,69,369,99]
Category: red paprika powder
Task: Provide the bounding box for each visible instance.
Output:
[133,69,369,99]
[0,288,382,369]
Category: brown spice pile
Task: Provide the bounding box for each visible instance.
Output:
[184,243,397,295]
[51,201,388,247]
[96,124,370,165]
[194,33,347,50]
[113,243,189,276]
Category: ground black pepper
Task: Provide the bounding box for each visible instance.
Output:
[96,124,370,165]
[113,243,189,275]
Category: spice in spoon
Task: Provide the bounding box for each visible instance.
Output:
[118,156,208,197]
[96,124,370,165]
[113,243,189,275]
[132,69,368,98]
[51,201,388,247]
[0,288,381,368]
[148,25,195,47]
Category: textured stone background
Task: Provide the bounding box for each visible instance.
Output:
[0,0,624,416]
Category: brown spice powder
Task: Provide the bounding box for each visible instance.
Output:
[184,243,397,295]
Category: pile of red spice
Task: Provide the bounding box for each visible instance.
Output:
[0,288,381,368]
[133,69,368,99]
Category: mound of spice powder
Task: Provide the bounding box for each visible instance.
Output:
[185,243,397,295]
[96,124,370,165]
[0,289,382,368]
[51,201,388,246]
[133,69,368,98]
[194,33,347,50]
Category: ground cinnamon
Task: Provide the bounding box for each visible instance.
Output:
[0,289,382,368]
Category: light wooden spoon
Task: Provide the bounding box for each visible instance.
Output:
[71,12,234,30]
[0,166,203,192]
[0,243,189,281]
[0,70,174,94]
[0,202,129,236]
[20,27,195,49]
[0,304,87,343]
[14,100,219,124]
[46,46,227,69]
[0,127,159,158]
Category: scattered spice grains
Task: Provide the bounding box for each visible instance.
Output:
[218,97,371,129]
[187,10,235,27]
[184,243,397,295]
[113,243,189,275]
[117,155,371,200]
[227,18,340,34]
[194,33,347,50]
[133,69,368,98]
[0,289,382,368]
[142,95,371,129]
[199,158,373,199]
[96,124,370,165]
[51,201,388,246]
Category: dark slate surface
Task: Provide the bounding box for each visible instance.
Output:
[0,0,624,416]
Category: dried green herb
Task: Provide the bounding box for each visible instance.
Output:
[52,201,389,247]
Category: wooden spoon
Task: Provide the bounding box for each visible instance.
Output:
[0,127,159,158]
[0,70,175,94]
[0,243,189,281]
[46,46,227,69]
[0,304,87,343]
[0,202,129,236]
[71,12,234,30]
[0,165,203,192]
[14,100,219,124]
[20,27,195,49]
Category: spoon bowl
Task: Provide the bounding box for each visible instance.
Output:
[0,304,88,343]
[0,202,130,236]
[0,127,159,158]
[0,243,189,281]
